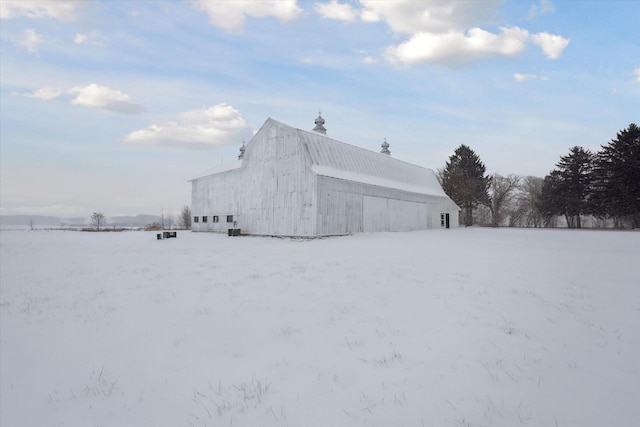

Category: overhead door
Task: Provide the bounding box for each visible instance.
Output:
[363,196,429,232]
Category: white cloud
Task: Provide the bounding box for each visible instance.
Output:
[15,87,62,100]
[634,68,640,83]
[386,26,529,66]
[531,31,570,59]
[74,31,107,46]
[314,0,358,22]
[69,84,145,115]
[74,34,87,44]
[360,8,379,23]
[123,104,251,149]
[19,28,43,53]
[363,56,376,64]
[314,1,569,66]
[190,0,302,31]
[514,73,548,82]
[358,0,503,34]
[527,0,555,19]
[0,0,80,21]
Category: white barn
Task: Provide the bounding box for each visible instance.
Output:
[190,116,459,236]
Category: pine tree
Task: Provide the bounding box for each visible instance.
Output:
[440,144,491,226]
[592,123,640,228]
[540,146,594,228]
[538,170,563,227]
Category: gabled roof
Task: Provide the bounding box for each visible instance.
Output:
[295,123,447,197]
[191,117,448,198]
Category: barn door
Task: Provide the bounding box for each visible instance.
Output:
[440,213,450,229]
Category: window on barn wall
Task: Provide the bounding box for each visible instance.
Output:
[213,215,219,223]
[194,216,199,223]
[227,215,233,223]
[441,213,445,227]
[202,216,208,223]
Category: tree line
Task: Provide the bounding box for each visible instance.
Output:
[439,123,639,229]
[88,205,193,230]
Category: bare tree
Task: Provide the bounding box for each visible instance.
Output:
[165,214,175,230]
[179,205,192,230]
[488,174,521,227]
[517,176,545,227]
[91,212,106,230]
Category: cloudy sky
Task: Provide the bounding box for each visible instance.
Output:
[1,0,638,218]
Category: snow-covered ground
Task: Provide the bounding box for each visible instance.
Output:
[1,228,638,427]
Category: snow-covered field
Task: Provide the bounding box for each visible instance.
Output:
[1,228,638,427]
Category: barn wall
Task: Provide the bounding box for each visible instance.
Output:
[316,176,458,235]
[237,120,317,236]
[191,169,243,233]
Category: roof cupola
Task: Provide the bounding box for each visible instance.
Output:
[381,138,390,155]
[238,141,246,159]
[313,112,327,134]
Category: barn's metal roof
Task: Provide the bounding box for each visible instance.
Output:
[296,125,447,197]
[190,117,449,198]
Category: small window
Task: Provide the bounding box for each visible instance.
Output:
[212,215,219,223]
[202,216,208,223]
[227,215,234,223]
[194,216,199,223]
[440,213,445,227]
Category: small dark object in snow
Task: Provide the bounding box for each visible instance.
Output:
[157,231,177,240]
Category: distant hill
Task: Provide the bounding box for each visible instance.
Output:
[110,215,162,227]
[0,215,86,227]
[1,214,162,228]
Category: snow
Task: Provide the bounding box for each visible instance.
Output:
[312,165,446,197]
[1,228,638,426]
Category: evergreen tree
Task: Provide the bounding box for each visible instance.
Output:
[538,170,563,227]
[592,123,640,228]
[440,144,491,226]
[540,146,594,228]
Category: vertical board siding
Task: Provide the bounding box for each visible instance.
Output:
[316,175,457,235]
[230,120,317,236]
[191,168,242,233]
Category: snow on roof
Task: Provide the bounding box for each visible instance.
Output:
[296,127,446,197]
[189,159,242,181]
[312,165,446,196]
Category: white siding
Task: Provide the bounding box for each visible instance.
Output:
[240,120,317,236]
[362,197,430,232]
[191,169,242,233]
[191,119,318,236]
[362,196,387,232]
[316,175,452,235]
